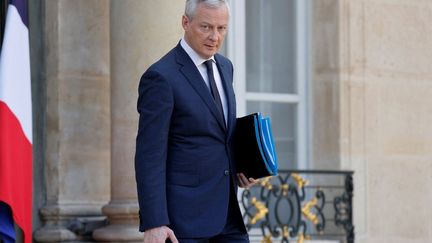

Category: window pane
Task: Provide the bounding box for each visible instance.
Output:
[245,0,297,94]
[246,101,297,169]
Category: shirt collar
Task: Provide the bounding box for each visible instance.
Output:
[180,38,216,66]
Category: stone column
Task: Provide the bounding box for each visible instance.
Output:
[310,0,341,170]
[311,0,368,237]
[93,1,184,242]
[34,0,110,242]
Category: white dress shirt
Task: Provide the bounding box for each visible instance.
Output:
[180,38,228,124]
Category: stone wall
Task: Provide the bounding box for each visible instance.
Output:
[313,1,432,242]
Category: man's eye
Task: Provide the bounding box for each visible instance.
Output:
[217,26,227,34]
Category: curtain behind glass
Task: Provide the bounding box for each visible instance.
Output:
[246,0,297,94]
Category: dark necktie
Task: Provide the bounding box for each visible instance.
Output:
[204,60,225,124]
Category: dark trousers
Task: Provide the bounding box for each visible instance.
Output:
[172,181,249,243]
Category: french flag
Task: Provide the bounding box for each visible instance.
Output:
[0,0,32,242]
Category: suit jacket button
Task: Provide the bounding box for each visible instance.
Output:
[224,170,229,176]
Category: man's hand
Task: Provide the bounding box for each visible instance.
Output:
[237,173,259,189]
[143,226,178,243]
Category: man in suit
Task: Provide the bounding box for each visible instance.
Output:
[135,1,257,242]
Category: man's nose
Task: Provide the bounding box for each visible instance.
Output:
[208,29,219,41]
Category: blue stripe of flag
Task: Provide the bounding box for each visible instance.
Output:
[9,0,29,28]
[0,201,16,243]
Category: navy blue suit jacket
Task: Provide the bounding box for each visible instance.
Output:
[135,43,240,238]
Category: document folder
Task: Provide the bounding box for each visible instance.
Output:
[234,112,278,179]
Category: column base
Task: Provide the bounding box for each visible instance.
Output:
[93,201,142,242]
[34,226,77,242]
[93,224,143,242]
[34,203,104,243]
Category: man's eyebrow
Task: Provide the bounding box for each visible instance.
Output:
[199,22,227,27]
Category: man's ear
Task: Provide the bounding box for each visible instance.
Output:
[182,15,189,30]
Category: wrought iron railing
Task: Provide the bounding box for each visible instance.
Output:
[240,170,354,243]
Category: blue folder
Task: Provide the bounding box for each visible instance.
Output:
[234,112,278,179]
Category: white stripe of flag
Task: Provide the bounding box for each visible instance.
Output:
[0,3,32,142]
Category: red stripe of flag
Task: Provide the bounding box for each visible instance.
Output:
[0,101,32,243]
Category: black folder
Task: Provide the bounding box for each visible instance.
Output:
[234,112,278,179]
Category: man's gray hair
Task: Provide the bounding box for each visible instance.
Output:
[185,0,230,20]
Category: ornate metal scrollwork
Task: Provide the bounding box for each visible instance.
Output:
[241,170,354,243]
[250,197,269,225]
[302,197,319,225]
[334,174,355,243]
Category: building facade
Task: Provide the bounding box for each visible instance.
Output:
[24,0,432,242]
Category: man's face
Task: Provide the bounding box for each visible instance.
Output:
[182,4,229,59]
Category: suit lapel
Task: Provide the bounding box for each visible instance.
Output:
[215,55,236,137]
[175,45,226,132]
